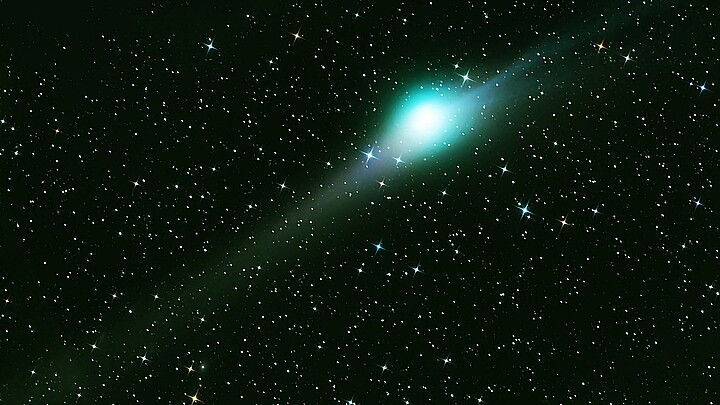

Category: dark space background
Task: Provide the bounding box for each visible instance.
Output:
[0,1,717,404]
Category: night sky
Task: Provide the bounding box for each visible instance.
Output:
[1,1,718,404]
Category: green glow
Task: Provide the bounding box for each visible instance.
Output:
[406,102,446,139]
[385,86,474,160]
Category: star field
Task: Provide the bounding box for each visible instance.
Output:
[0,1,718,404]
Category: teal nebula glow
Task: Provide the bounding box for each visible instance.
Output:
[384,86,476,161]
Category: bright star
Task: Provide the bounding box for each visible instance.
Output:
[290,28,303,45]
[457,68,475,87]
[361,147,378,165]
[186,389,203,404]
[517,202,532,220]
[184,362,196,377]
[698,80,709,96]
[138,351,150,366]
[556,214,572,233]
[409,263,423,278]
[693,197,703,210]
[393,155,405,167]
[595,39,607,53]
[498,162,511,177]
[591,204,601,218]
[377,178,387,190]
[370,239,386,256]
[203,38,217,56]
[379,361,390,375]
[440,187,449,199]
[277,177,290,193]
[622,51,634,67]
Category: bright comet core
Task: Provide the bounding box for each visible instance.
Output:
[407,103,446,138]
[383,87,476,161]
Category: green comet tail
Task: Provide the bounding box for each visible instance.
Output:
[385,86,475,160]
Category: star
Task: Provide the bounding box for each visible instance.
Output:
[186,388,203,404]
[277,178,290,193]
[29,368,37,377]
[410,263,423,278]
[379,361,391,375]
[203,38,217,56]
[440,355,452,367]
[377,178,387,190]
[361,147,378,165]
[698,80,709,96]
[693,197,702,210]
[53,126,61,135]
[595,39,607,53]
[556,214,572,233]
[370,239,386,256]
[457,68,475,87]
[517,202,532,220]
[138,350,150,366]
[110,290,119,302]
[440,187,449,200]
[184,362,196,377]
[89,340,99,354]
[622,51,634,67]
[290,28,303,45]
[3,297,10,308]
[152,292,160,301]
[393,155,405,167]
[131,178,142,192]
[497,162,511,177]
[452,61,460,70]
[591,204,601,218]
